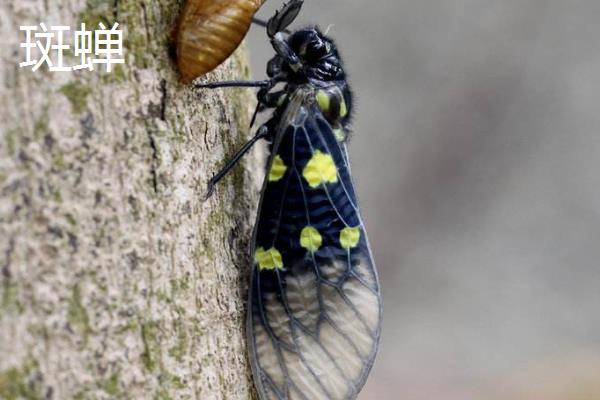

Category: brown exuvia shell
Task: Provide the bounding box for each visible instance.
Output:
[176,0,265,83]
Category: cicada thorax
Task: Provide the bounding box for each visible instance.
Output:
[313,83,352,143]
[176,0,266,83]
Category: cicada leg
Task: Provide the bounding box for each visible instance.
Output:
[203,124,271,201]
[194,79,271,89]
[196,76,285,128]
[266,0,304,38]
[196,79,285,200]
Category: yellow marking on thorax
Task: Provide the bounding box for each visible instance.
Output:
[302,150,338,188]
[340,227,360,249]
[316,90,331,113]
[339,99,348,118]
[254,247,284,270]
[316,87,348,120]
[333,128,346,142]
[300,226,323,252]
[268,155,287,182]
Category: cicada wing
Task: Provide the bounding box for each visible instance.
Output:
[247,92,382,400]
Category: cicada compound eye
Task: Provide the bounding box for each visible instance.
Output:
[305,37,331,61]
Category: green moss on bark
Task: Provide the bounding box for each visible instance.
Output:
[0,357,43,400]
[59,82,92,115]
[67,285,92,342]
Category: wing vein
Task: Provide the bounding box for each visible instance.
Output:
[274,269,333,398]
[270,128,296,248]
[311,114,359,212]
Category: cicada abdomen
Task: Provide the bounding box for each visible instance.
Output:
[176,0,265,83]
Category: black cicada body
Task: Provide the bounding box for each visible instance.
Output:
[198,1,382,399]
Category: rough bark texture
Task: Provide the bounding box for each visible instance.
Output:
[0,1,261,399]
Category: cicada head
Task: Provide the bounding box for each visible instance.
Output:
[268,27,346,83]
[291,27,345,81]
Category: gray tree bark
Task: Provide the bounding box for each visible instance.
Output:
[0,1,261,399]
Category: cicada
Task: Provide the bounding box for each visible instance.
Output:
[198,1,382,398]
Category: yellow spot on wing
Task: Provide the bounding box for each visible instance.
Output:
[340,227,360,249]
[316,90,330,113]
[255,247,284,270]
[333,128,345,142]
[268,155,287,182]
[300,226,323,252]
[302,150,338,188]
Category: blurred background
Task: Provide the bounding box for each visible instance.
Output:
[248,1,600,399]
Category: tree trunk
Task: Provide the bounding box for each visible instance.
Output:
[0,1,260,399]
